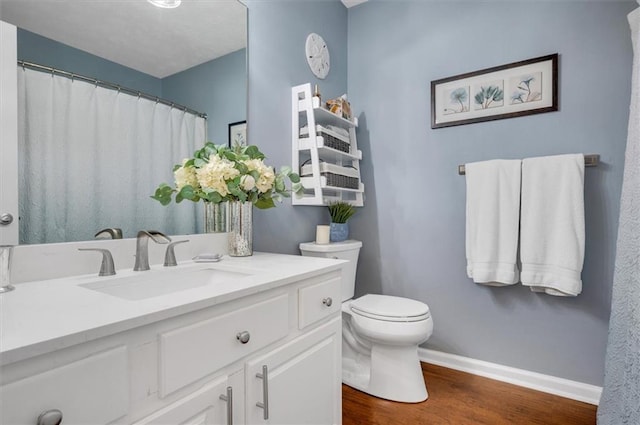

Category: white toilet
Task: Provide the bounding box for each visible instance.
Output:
[299,240,433,403]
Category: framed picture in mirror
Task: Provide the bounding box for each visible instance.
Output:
[228,120,247,147]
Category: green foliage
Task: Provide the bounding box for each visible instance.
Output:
[327,201,356,224]
[151,142,304,210]
[151,183,175,206]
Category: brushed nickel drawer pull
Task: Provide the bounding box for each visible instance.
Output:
[219,386,233,425]
[256,365,269,420]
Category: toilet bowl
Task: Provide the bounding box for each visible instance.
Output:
[299,240,433,403]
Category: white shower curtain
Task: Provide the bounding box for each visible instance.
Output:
[598,7,640,424]
[17,67,206,244]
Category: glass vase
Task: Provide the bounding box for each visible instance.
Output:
[204,202,228,233]
[228,200,253,257]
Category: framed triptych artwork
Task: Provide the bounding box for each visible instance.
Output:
[431,54,558,129]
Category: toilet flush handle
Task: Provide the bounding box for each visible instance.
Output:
[323,297,333,307]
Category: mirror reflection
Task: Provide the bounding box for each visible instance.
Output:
[0,0,247,244]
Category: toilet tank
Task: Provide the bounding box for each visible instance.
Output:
[299,240,362,302]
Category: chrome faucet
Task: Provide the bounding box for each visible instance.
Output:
[134,230,171,271]
[0,245,15,293]
[95,228,123,239]
[164,240,189,267]
[78,248,116,276]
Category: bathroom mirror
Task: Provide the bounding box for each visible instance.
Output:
[0,0,247,244]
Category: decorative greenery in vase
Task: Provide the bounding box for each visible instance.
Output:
[152,142,303,209]
[327,201,356,242]
[327,201,356,224]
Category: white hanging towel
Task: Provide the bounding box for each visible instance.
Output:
[520,154,585,296]
[465,159,521,286]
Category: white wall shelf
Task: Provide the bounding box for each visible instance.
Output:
[292,83,364,206]
[297,139,363,161]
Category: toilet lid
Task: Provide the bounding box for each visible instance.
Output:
[350,294,430,322]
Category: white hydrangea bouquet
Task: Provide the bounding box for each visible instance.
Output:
[152,142,302,209]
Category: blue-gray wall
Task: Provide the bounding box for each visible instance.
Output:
[247,0,635,387]
[246,0,349,253]
[17,29,162,96]
[163,49,247,145]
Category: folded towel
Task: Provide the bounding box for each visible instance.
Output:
[465,159,521,286]
[520,154,585,296]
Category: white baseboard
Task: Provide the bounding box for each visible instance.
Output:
[419,348,602,405]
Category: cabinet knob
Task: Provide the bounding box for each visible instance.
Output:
[236,331,250,344]
[323,297,333,307]
[36,409,63,425]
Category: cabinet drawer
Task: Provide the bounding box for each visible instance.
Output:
[298,277,341,329]
[159,294,289,396]
[0,346,128,425]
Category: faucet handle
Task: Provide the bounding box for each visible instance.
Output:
[78,248,116,276]
[164,240,189,267]
[138,230,171,244]
[95,228,123,239]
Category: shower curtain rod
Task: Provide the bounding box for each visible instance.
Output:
[17,60,208,119]
[457,154,600,175]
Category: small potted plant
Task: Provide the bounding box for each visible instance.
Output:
[327,201,356,242]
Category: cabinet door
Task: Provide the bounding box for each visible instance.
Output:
[246,317,341,425]
[1,346,128,425]
[133,374,234,425]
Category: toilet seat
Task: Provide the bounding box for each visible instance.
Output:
[350,294,430,323]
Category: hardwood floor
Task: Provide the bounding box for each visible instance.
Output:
[342,363,597,425]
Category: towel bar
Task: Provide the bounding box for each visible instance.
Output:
[457,154,599,175]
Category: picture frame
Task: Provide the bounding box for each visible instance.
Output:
[431,54,558,129]
[228,120,247,147]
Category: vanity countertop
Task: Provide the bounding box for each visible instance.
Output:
[0,252,344,366]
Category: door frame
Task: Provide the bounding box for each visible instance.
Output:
[0,20,18,245]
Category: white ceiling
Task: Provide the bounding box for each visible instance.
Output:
[0,0,247,78]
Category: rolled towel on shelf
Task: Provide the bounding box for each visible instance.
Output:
[520,154,585,296]
[465,159,522,286]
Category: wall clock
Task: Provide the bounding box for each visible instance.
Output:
[305,33,330,79]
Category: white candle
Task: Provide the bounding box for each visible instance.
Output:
[316,225,330,244]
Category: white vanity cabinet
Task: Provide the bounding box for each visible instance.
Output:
[244,276,342,424]
[132,373,234,425]
[245,318,341,424]
[0,346,129,425]
[0,259,343,425]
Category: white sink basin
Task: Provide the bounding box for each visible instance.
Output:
[80,267,253,301]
